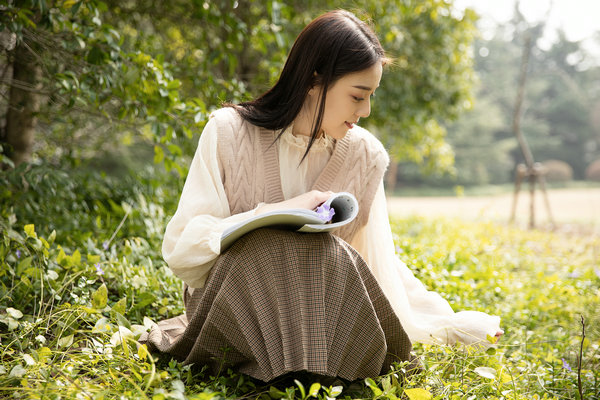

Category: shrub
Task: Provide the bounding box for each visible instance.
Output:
[541,159,573,182]
[585,159,600,181]
[0,161,180,245]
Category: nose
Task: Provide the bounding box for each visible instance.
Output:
[357,98,371,118]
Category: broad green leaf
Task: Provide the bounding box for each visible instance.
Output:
[112,311,132,329]
[9,365,26,378]
[364,378,382,396]
[20,275,32,287]
[48,230,56,245]
[23,354,35,366]
[93,317,113,333]
[111,297,127,315]
[137,343,149,361]
[269,386,286,399]
[91,283,108,309]
[132,324,150,338]
[24,224,36,238]
[308,383,321,397]
[71,249,81,265]
[87,45,106,64]
[63,0,79,9]
[166,79,181,89]
[486,334,498,344]
[500,372,512,384]
[329,386,343,397]
[38,347,52,363]
[381,376,392,392]
[46,270,59,280]
[110,326,134,351]
[474,366,496,380]
[171,380,185,393]
[16,256,33,275]
[6,308,23,319]
[143,316,157,330]
[404,388,433,400]
[7,317,19,330]
[154,145,165,164]
[57,334,74,348]
[56,248,67,265]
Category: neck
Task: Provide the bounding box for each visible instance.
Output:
[293,94,324,137]
[292,108,313,137]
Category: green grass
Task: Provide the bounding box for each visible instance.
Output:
[1,164,599,399]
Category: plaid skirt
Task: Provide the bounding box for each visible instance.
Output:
[142,228,413,382]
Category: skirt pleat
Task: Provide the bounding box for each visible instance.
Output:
[142,228,413,382]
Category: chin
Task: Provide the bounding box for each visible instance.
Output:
[333,127,351,139]
[330,132,347,140]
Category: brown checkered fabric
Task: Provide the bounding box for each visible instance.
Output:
[142,228,412,382]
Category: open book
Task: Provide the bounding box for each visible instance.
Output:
[220,192,359,252]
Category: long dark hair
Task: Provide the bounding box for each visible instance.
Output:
[229,10,387,161]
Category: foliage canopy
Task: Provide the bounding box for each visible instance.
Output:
[1,0,477,174]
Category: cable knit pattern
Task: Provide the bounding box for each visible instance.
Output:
[312,126,389,240]
[215,108,388,243]
[214,108,283,214]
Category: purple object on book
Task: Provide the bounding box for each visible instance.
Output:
[316,203,336,222]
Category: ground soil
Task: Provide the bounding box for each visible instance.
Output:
[386,188,600,236]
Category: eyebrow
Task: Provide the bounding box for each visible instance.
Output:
[352,85,373,91]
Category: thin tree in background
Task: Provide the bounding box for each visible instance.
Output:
[509,32,555,229]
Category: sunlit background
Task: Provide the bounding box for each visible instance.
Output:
[454,0,600,58]
[386,0,600,230]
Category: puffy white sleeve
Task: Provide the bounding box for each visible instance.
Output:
[349,181,502,346]
[161,115,258,288]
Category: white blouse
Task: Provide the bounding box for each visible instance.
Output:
[162,116,502,346]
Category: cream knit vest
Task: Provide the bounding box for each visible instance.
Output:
[213,107,389,243]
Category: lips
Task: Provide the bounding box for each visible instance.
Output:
[345,122,355,129]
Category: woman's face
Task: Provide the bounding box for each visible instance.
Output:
[314,63,383,140]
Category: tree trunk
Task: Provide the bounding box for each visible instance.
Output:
[5,42,41,166]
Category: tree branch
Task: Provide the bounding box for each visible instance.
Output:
[0,77,51,95]
[578,315,585,400]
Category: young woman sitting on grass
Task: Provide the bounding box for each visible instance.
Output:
[141,9,503,382]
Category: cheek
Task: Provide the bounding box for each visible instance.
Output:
[324,94,350,119]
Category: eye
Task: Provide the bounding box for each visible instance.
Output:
[352,96,364,102]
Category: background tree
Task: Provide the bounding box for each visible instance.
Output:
[0,0,208,173]
[1,0,477,184]
[396,6,600,188]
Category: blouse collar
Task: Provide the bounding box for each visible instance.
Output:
[280,124,335,152]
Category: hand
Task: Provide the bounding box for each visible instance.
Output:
[255,190,334,215]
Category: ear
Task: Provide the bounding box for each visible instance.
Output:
[308,72,322,96]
